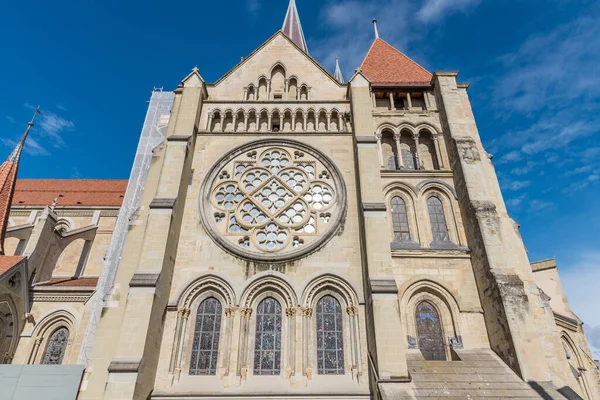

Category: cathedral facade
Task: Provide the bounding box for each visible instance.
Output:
[0,1,598,399]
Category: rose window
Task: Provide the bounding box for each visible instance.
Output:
[201,141,346,262]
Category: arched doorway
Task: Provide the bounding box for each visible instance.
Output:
[416,301,446,360]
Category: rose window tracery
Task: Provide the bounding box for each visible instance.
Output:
[201,141,346,261]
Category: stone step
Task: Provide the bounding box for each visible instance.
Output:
[410,365,519,376]
[414,381,532,390]
[411,372,526,383]
[410,388,541,398]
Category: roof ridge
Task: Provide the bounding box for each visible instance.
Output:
[359,39,380,71]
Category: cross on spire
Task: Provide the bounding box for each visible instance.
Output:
[282,0,308,53]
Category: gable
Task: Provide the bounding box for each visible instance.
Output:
[360,39,432,85]
[208,32,347,101]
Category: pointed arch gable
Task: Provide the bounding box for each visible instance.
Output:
[417,180,458,200]
[301,273,360,308]
[240,271,298,308]
[173,274,236,310]
[269,61,287,76]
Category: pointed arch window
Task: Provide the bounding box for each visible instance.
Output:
[190,297,222,375]
[253,297,282,375]
[427,197,450,242]
[316,295,344,374]
[42,327,69,365]
[390,196,411,242]
[415,301,446,361]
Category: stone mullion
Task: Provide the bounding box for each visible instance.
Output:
[413,132,423,170]
[393,132,404,169]
[432,133,444,169]
[172,308,190,379]
[301,307,312,377]
[222,307,236,376]
[237,308,252,380]
[286,308,296,378]
[375,133,384,168]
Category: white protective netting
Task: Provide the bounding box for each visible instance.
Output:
[77,89,174,365]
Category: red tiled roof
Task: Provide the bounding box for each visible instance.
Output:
[12,179,128,207]
[360,39,432,85]
[0,256,24,275]
[45,277,99,287]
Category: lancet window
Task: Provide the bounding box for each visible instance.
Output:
[189,298,222,375]
[316,295,344,375]
[427,197,450,243]
[42,327,69,365]
[390,196,410,242]
[415,301,446,361]
[253,297,282,375]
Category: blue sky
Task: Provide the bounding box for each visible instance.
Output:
[1,0,599,354]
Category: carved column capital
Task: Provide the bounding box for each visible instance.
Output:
[346,306,358,316]
[241,307,253,318]
[393,132,402,141]
[225,307,236,317]
[374,132,382,140]
[178,308,191,318]
[286,308,297,317]
[301,307,313,317]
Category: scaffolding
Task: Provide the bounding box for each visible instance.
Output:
[77,89,175,365]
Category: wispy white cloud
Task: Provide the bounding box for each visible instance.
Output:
[247,0,260,15]
[1,137,50,156]
[560,252,600,356]
[501,178,532,191]
[416,0,481,22]
[37,111,75,147]
[5,115,15,124]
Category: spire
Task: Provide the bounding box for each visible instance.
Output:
[372,19,380,39]
[282,0,308,53]
[0,108,40,255]
[334,57,344,84]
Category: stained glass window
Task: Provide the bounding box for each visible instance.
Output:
[415,301,446,361]
[390,196,411,242]
[189,298,222,375]
[253,297,282,375]
[42,327,69,365]
[316,296,344,374]
[427,197,450,242]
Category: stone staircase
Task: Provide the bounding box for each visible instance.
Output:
[391,349,565,399]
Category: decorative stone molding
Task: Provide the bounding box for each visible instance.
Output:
[370,278,398,294]
[149,198,177,209]
[167,134,192,142]
[355,136,378,144]
[129,273,160,288]
[108,359,141,373]
[362,202,386,212]
[199,139,347,263]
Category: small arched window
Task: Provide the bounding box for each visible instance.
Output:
[390,196,410,242]
[42,327,69,365]
[189,297,222,375]
[427,197,450,242]
[253,297,282,375]
[316,295,344,374]
[415,302,446,361]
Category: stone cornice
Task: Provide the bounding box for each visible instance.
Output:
[380,170,453,179]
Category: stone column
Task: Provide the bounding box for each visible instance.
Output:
[244,113,249,132]
[279,114,284,131]
[286,308,296,379]
[303,115,308,132]
[315,113,320,132]
[375,133,384,168]
[424,91,431,110]
[432,133,444,169]
[172,308,191,379]
[237,308,252,380]
[393,132,404,169]
[220,114,225,132]
[413,132,422,170]
[389,93,395,110]
[406,92,413,109]
[284,79,289,100]
[266,79,271,100]
[243,87,248,101]
[232,114,237,133]
[223,307,235,376]
[207,114,213,131]
[291,114,296,132]
[301,307,312,378]
[338,114,344,132]
[267,113,273,132]
[307,87,312,101]
[326,113,331,132]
